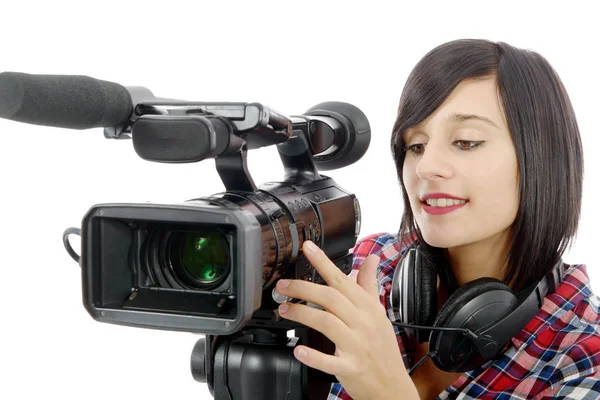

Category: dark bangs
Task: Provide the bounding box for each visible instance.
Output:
[390,39,584,292]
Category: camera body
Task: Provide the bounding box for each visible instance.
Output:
[80,100,370,335]
[82,176,359,335]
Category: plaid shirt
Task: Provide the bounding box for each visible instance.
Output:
[328,233,600,399]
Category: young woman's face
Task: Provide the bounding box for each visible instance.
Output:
[402,77,519,249]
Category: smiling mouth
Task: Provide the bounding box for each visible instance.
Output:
[420,198,469,215]
[422,198,468,207]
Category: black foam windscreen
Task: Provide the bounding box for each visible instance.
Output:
[0,71,133,129]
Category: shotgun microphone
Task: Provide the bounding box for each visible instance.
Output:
[0,71,133,129]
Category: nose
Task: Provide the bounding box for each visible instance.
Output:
[415,142,454,181]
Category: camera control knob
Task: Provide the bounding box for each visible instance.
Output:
[272,287,291,304]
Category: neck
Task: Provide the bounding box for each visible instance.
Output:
[445,229,512,286]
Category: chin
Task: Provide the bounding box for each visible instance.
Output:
[419,230,470,249]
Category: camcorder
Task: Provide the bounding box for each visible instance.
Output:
[0,72,371,399]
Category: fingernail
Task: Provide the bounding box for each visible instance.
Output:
[296,348,307,360]
[304,241,318,253]
[279,303,289,314]
[277,279,290,289]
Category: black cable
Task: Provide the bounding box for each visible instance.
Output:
[391,321,472,334]
[408,351,437,376]
[63,227,81,265]
[391,321,495,375]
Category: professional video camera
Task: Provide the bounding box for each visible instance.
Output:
[0,72,371,399]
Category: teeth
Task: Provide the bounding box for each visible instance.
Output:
[425,198,466,207]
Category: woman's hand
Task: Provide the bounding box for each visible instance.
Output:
[275,240,420,400]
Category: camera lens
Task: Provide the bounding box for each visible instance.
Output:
[169,231,230,289]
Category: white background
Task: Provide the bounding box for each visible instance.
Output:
[1,1,598,399]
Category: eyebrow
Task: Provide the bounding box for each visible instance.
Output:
[450,113,500,129]
[402,112,501,140]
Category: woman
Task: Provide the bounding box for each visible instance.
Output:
[274,39,600,399]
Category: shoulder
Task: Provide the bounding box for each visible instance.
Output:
[458,264,600,397]
[537,292,600,394]
[347,232,413,289]
[350,231,417,259]
[540,263,600,347]
[526,263,600,364]
[529,317,600,399]
[349,232,407,270]
[350,232,401,257]
[549,266,600,370]
[494,264,600,397]
[512,263,599,345]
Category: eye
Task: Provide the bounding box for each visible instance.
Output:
[454,140,484,150]
[403,143,426,155]
[403,140,484,156]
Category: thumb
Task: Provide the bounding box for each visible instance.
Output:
[356,254,380,300]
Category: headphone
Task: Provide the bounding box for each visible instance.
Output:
[389,245,565,373]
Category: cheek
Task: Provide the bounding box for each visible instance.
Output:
[471,156,519,219]
[402,162,419,200]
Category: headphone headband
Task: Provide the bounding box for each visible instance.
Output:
[476,259,565,352]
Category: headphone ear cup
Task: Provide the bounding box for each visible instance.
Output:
[393,247,438,343]
[413,258,437,342]
[429,277,515,372]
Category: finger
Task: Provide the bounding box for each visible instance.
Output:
[302,240,368,305]
[276,279,360,328]
[293,344,347,377]
[278,301,356,350]
[356,254,381,301]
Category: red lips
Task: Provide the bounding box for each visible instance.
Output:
[420,193,469,215]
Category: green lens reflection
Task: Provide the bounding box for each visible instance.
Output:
[179,232,229,284]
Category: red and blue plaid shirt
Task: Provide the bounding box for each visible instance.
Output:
[328,233,600,399]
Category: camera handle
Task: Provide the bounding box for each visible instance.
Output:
[191,326,337,399]
[215,120,323,194]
